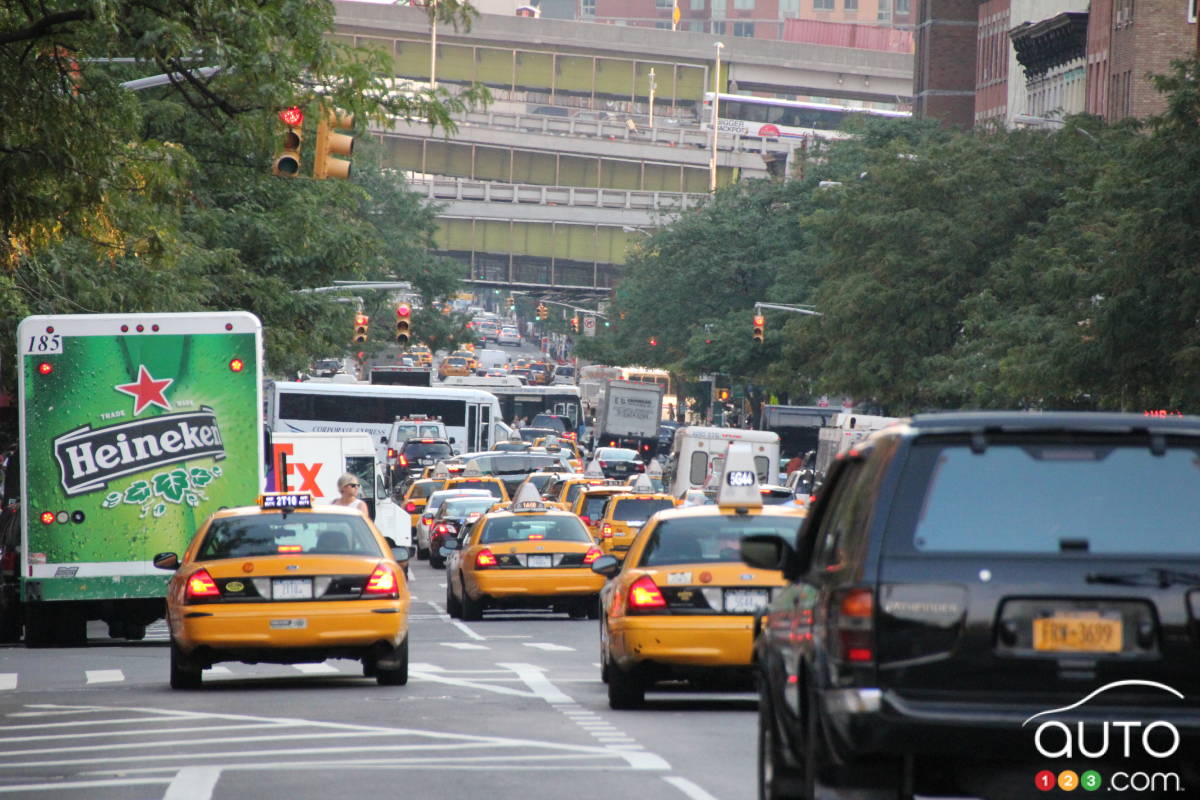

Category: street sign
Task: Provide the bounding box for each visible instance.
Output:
[583,315,596,337]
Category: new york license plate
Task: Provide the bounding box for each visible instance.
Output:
[724,589,769,614]
[1033,614,1122,653]
[527,555,553,568]
[272,578,313,600]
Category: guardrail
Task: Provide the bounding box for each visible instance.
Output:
[409,177,709,212]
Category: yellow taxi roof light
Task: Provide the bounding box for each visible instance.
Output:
[259,492,313,510]
[714,442,763,510]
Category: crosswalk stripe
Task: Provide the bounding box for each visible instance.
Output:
[523,643,575,652]
[440,642,489,650]
[85,670,124,684]
[0,675,16,691]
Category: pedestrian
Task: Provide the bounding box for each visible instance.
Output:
[785,453,804,476]
[625,117,638,136]
[330,473,369,517]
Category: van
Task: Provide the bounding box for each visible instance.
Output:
[269,432,412,548]
[664,427,780,499]
[474,348,509,372]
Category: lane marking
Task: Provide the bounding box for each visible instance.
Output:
[440,643,488,650]
[292,664,340,675]
[207,667,232,675]
[663,776,721,800]
[497,663,573,705]
[0,777,170,794]
[85,670,124,684]
[523,642,575,652]
[163,766,222,800]
[0,723,298,745]
[452,620,486,641]
[0,675,16,691]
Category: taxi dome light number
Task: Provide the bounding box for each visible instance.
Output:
[363,564,400,598]
[628,576,666,610]
[186,569,221,599]
[726,470,756,487]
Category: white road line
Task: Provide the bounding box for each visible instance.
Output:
[8,729,397,756]
[162,766,223,800]
[85,670,124,684]
[408,670,535,698]
[437,582,447,588]
[497,663,574,705]
[523,642,575,652]
[0,777,169,794]
[440,642,489,650]
[452,620,486,641]
[207,667,232,675]
[663,776,721,800]
[292,664,340,675]
[0,675,16,691]
[0,723,296,745]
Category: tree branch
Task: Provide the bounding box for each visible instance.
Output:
[0,8,92,46]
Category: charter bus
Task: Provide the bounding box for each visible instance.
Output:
[441,377,582,433]
[265,381,507,460]
[703,92,911,142]
[618,367,678,421]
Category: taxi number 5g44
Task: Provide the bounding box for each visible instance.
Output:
[24,333,63,355]
[726,470,756,487]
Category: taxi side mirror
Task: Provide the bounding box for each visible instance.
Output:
[740,534,798,579]
[390,545,413,562]
[152,552,180,571]
[590,554,620,579]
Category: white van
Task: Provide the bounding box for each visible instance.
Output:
[664,427,781,499]
[474,348,509,372]
[269,432,412,549]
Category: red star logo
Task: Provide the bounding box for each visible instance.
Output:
[115,365,173,415]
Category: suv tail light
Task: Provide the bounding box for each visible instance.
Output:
[601,523,613,539]
[185,569,221,600]
[476,548,498,569]
[583,546,602,565]
[628,575,667,613]
[404,501,417,513]
[399,455,409,467]
[363,564,400,598]
[832,588,875,664]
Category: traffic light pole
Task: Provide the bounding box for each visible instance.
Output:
[753,302,821,316]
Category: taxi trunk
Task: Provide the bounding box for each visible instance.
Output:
[472,541,604,602]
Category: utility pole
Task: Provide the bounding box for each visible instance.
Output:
[710,42,724,193]
[649,68,656,128]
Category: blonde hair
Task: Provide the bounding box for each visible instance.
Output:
[336,473,359,490]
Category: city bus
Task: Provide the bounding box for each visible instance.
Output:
[703,92,911,142]
[441,377,582,433]
[265,381,507,459]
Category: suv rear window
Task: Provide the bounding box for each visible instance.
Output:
[402,441,453,460]
[198,514,381,559]
[909,442,1200,554]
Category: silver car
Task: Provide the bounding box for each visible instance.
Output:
[415,488,495,558]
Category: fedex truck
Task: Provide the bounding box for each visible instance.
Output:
[268,431,412,549]
[10,312,263,645]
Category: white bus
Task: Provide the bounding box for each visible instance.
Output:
[265,381,507,459]
[703,92,911,143]
[441,377,582,432]
[618,367,677,421]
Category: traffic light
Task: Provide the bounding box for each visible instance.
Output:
[313,107,355,180]
[648,336,658,346]
[353,313,369,344]
[570,317,580,333]
[273,106,304,177]
[752,314,765,343]
[717,388,730,401]
[395,303,412,345]
[537,304,549,321]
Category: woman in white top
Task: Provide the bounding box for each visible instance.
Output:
[331,473,369,517]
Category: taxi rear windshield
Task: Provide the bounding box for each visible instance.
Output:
[197,514,382,560]
[908,441,1200,554]
[407,481,442,499]
[639,517,804,566]
[452,480,506,499]
[481,516,591,544]
[442,498,497,517]
[581,494,617,520]
[612,498,674,523]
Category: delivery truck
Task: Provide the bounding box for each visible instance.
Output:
[10,312,262,645]
[592,379,664,459]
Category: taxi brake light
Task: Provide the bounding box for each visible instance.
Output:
[583,546,602,565]
[186,569,221,599]
[475,548,498,569]
[363,563,400,598]
[277,544,302,553]
[601,523,613,539]
[528,533,544,540]
[580,515,592,526]
[404,501,418,513]
[434,523,453,534]
[387,448,396,459]
[422,514,434,525]
[628,575,666,611]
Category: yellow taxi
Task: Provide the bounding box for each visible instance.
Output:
[546,475,609,508]
[438,355,472,379]
[401,477,448,529]
[450,349,478,370]
[570,484,629,540]
[155,493,412,689]
[408,345,433,367]
[591,443,804,708]
[512,471,571,506]
[533,436,585,472]
[443,486,605,620]
[442,474,510,505]
[594,478,677,561]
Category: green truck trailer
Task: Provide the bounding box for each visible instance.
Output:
[8,312,262,645]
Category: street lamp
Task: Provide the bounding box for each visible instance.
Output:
[648,68,657,129]
[430,0,439,89]
[710,42,724,193]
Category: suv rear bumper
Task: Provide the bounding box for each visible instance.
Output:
[819,688,1200,759]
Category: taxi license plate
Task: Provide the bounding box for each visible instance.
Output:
[272,578,313,600]
[527,555,553,568]
[724,589,769,614]
[1033,615,1122,653]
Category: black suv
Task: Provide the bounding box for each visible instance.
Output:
[393,438,454,483]
[744,413,1200,799]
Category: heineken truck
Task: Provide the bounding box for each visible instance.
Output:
[11,312,262,645]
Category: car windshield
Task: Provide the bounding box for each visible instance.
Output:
[404,441,453,460]
[639,516,804,566]
[406,481,444,500]
[493,442,530,452]
[760,489,794,505]
[597,448,638,461]
[531,415,567,432]
[428,490,492,512]
[519,427,556,442]
[471,454,561,475]
[612,497,674,523]
[522,474,555,492]
[480,516,591,544]
[441,498,497,518]
[909,442,1200,554]
[565,482,601,506]
[197,514,382,560]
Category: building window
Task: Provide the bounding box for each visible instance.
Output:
[655,0,673,8]
[733,21,755,35]
[876,0,891,21]
[733,0,755,8]
[692,0,706,8]
[844,0,857,9]
[582,0,596,15]
[1190,0,1198,23]
[712,20,726,33]
[895,0,909,13]
[688,20,706,30]
[712,0,726,17]
[780,0,801,13]
[814,0,833,9]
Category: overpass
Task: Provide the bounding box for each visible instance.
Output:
[332,1,913,294]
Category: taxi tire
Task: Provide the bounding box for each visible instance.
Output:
[169,642,202,690]
[376,638,409,686]
[606,659,644,709]
[461,588,484,621]
[446,583,463,618]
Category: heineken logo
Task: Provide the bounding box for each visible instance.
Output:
[53,407,226,496]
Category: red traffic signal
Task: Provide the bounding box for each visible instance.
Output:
[648,337,658,346]
[752,314,765,343]
[278,106,304,126]
[396,303,411,318]
[353,313,369,344]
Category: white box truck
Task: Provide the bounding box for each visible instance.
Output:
[593,379,664,458]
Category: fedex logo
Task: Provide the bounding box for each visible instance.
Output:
[272,443,325,497]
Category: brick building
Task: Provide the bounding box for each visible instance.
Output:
[914,0,978,127]
[589,0,915,39]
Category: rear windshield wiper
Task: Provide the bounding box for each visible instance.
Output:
[1086,568,1200,588]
